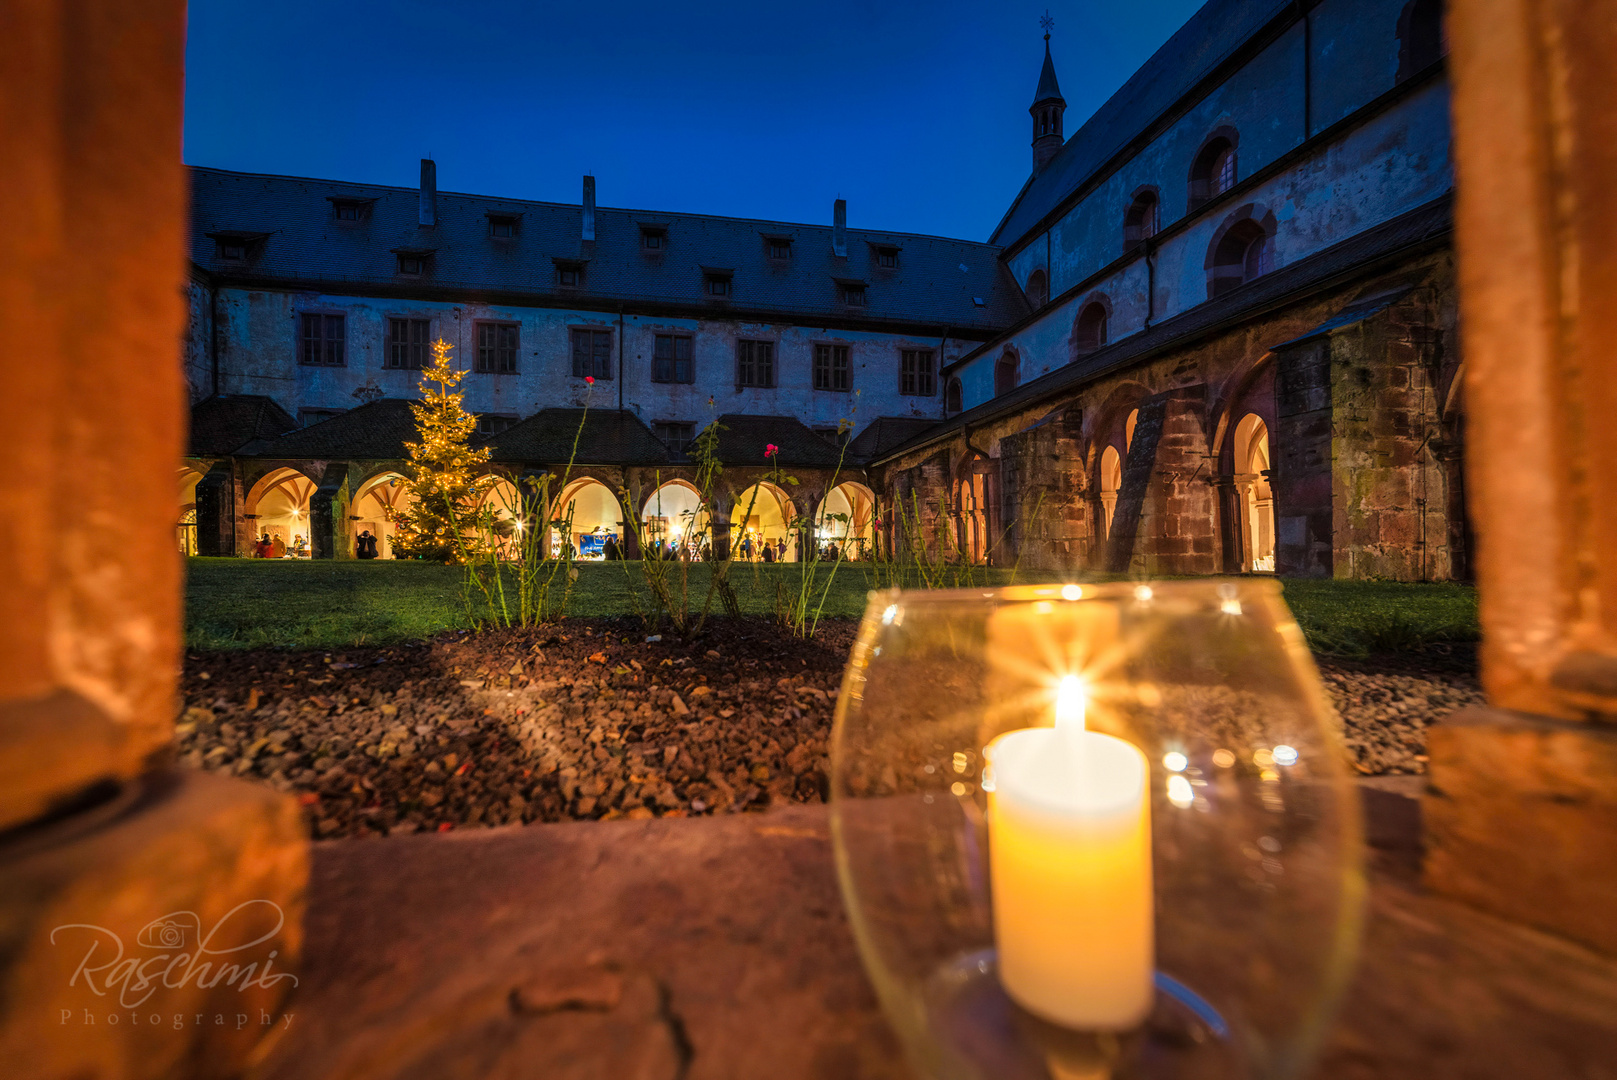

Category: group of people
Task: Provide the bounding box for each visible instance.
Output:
[737,534,790,562]
[253,532,308,558]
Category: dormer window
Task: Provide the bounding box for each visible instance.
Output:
[764,235,792,260]
[487,214,519,239]
[876,246,899,269]
[554,259,587,288]
[839,281,867,307]
[327,197,375,223]
[392,248,434,277]
[702,268,733,298]
[640,224,668,250]
[207,231,268,264]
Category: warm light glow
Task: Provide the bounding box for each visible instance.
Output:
[1162,751,1188,772]
[1055,675,1086,731]
[881,604,898,625]
[1134,585,1153,602]
[1212,748,1236,768]
[1253,748,1276,767]
[1061,584,1082,601]
[1273,744,1298,766]
[1220,597,1243,616]
[1166,774,1194,807]
[950,782,968,797]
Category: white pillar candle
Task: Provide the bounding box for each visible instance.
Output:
[986,666,1154,1030]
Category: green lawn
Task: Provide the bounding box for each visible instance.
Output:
[183,557,1479,655]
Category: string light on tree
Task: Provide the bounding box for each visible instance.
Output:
[389,338,492,563]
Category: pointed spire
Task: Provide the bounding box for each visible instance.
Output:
[1029,12,1067,174]
[1034,15,1064,106]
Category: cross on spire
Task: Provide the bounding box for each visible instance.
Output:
[1040,10,1054,41]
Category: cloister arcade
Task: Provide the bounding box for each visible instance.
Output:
[552,478,623,559]
[814,482,876,559]
[730,483,797,561]
[350,472,414,559]
[245,468,316,557]
[178,468,203,555]
[641,481,707,559]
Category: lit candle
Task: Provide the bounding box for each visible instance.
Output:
[985,607,1154,1031]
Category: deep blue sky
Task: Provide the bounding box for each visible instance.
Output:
[184,0,1206,242]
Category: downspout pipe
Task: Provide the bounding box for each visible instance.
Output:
[618,308,625,413]
[210,279,221,397]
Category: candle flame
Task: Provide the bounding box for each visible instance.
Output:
[1055,675,1086,732]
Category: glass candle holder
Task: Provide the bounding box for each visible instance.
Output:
[830,581,1364,1080]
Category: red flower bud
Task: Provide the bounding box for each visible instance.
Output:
[585,375,594,385]
[765,443,778,458]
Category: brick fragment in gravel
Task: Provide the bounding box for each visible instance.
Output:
[176,620,1480,840]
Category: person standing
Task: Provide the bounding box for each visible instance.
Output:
[270,533,286,558]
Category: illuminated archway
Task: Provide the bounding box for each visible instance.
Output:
[178,468,203,555]
[814,481,876,560]
[731,483,797,561]
[1099,445,1122,540]
[641,480,708,559]
[552,478,622,560]
[351,472,415,558]
[246,468,316,557]
[1233,413,1275,572]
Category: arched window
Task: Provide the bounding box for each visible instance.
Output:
[1024,268,1048,309]
[1125,408,1139,452]
[1233,413,1275,572]
[995,352,1019,397]
[1209,218,1272,297]
[1075,302,1108,352]
[1189,133,1238,210]
[1099,444,1123,540]
[1123,191,1159,249]
[1398,0,1447,81]
[945,377,963,415]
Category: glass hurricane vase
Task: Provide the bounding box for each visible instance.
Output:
[830,581,1364,1080]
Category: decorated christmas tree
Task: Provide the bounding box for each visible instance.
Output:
[389,339,492,562]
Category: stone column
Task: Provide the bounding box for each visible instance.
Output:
[1427,0,1617,955]
[0,3,307,1076]
[194,464,237,557]
[1107,387,1219,575]
[309,463,351,559]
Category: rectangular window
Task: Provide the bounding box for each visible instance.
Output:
[397,253,425,276]
[642,229,665,250]
[877,247,898,269]
[706,275,731,297]
[475,322,520,374]
[299,313,345,366]
[386,318,430,370]
[813,343,851,392]
[653,334,694,384]
[736,339,774,388]
[488,216,517,238]
[334,202,363,222]
[842,283,867,306]
[570,328,613,380]
[655,421,695,456]
[901,349,936,396]
[558,264,583,287]
[476,414,516,436]
[768,239,791,260]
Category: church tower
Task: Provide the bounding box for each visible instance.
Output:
[1030,17,1066,175]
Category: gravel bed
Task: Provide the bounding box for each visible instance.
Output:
[176,622,1481,839]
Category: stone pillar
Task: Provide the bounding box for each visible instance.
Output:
[1426,0,1617,955]
[1107,387,1219,575]
[309,463,351,559]
[0,3,307,1075]
[194,464,237,557]
[998,407,1090,572]
[710,496,732,562]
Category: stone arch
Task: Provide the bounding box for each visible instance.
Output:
[178,467,205,556]
[1099,445,1123,540]
[995,346,1020,398]
[945,376,963,415]
[1074,294,1112,355]
[1230,413,1276,573]
[1397,0,1446,81]
[244,467,317,556]
[1188,125,1240,210]
[1024,267,1049,309]
[551,477,624,560]
[1205,204,1279,298]
[814,481,876,560]
[952,453,1000,565]
[1211,355,1278,573]
[351,470,415,559]
[641,479,708,558]
[1123,185,1161,251]
[731,481,798,561]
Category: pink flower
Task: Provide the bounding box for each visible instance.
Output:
[765,443,778,459]
[585,375,594,385]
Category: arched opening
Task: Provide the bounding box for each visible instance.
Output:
[1123,190,1159,249]
[1398,0,1447,80]
[730,483,797,561]
[815,481,876,560]
[1024,268,1048,309]
[476,475,526,558]
[246,468,316,557]
[351,472,416,559]
[1233,413,1275,572]
[995,350,1019,397]
[1126,408,1139,452]
[1189,133,1238,210]
[642,480,708,560]
[953,457,999,565]
[945,377,963,415]
[552,478,623,560]
[1209,218,1271,297]
[1075,301,1109,352]
[1099,445,1122,540]
[178,468,203,556]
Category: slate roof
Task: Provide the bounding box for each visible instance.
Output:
[992,0,1293,248]
[188,394,296,456]
[237,398,417,459]
[704,414,845,469]
[882,195,1453,464]
[189,167,1027,334]
[484,408,670,466]
[846,416,943,462]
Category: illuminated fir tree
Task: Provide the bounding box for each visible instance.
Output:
[389,339,491,562]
